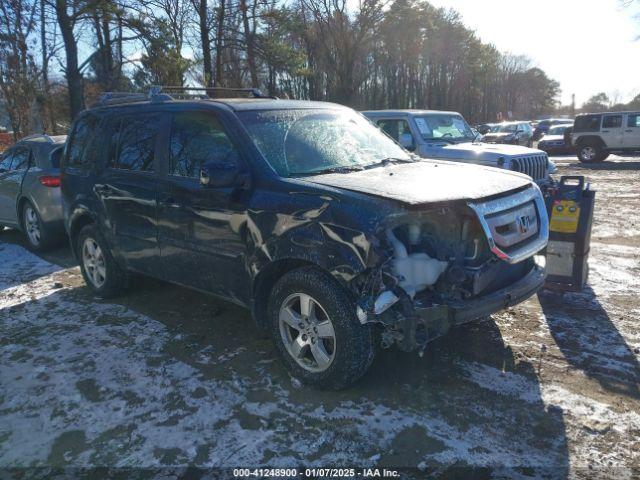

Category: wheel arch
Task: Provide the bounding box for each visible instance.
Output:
[575,135,607,149]
[251,258,348,330]
[68,210,97,258]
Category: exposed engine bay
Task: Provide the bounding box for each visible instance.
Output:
[352,187,548,353]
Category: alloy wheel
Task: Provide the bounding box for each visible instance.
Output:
[581,146,596,161]
[82,237,107,289]
[279,293,336,372]
[24,206,41,246]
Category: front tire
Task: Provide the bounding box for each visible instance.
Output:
[268,267,375,389]
[22,201,53,251]
[77,224,128,297]
[577,142,606,163]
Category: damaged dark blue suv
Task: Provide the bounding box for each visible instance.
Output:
[61,88,549,389]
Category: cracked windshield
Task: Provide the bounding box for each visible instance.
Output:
[239,109,411,176]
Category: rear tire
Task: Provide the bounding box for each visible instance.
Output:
[577,142,606,163]
[268,267,375,389]
[77,224,128,297]
[21,201,54,252]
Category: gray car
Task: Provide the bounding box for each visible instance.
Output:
[0,134,67,250]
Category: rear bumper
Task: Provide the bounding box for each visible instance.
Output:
[400,259,546,350]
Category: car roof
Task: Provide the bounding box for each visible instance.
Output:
[87,97,347,114]
[577,111,639,116]
[362,109,461,116]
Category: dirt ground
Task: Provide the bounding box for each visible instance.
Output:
[0,155,639,479]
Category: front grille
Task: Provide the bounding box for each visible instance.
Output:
[510,154,548,181]
[468,187,549,264]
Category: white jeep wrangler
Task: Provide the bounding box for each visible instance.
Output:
[362,109,555,187]
[572,111,640,163]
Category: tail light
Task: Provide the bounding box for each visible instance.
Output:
[39,175,61,187]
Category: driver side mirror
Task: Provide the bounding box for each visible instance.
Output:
[399,133,415,150]
[200,157,241,188]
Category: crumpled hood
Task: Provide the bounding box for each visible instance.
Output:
[304,160,533,205]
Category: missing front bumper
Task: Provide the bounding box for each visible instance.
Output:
[395,260,547,351]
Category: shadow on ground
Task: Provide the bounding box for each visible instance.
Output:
[573,160,640,171]
[538,286,640,400]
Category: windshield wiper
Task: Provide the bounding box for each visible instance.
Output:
[291,165,365,176]
[424,138,455,144]
[366,157,415,169]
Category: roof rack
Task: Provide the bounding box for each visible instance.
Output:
[94,92,150,107]
[150,85,276,100]
[93,86,276,107]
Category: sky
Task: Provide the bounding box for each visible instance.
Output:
[427,0,640,106]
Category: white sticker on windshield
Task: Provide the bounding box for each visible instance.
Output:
[414,118,431,135]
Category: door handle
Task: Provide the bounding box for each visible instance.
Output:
[625,129,633,133]
[601,130,610,133]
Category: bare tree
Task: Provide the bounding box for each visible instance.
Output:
[0,0,40,138]
[54,0,85,118]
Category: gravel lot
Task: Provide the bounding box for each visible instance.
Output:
[1,155,639,478]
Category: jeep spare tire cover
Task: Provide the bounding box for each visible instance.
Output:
[305,160,532,205]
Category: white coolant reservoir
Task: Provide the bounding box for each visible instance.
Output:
[386,229,449,298]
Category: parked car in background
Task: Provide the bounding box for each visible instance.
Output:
[474,123,495,135]
[0,134,66,250]
[537,124,576,155]
[572,111,640,163]
[533,118,572,141]
[62,91,549,389]
[363,110,554,187]
[480,121,534,147]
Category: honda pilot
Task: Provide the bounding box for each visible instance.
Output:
[61,89,549,389]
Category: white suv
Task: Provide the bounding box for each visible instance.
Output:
[572,111,640,163]
[362,109,555,187]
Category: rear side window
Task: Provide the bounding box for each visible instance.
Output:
[67,114,99,168]
[573,115,601,133]
[628,114,640,128]
[602,115,622,129]
[109,113,161,172]
[11,148,30,170]
[169,111,238,178]
[0,151,14,171]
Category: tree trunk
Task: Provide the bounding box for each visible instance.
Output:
[198,0,213,87]
[214,0,226,87]
[55,0,84,118]
[239,0,258,87]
